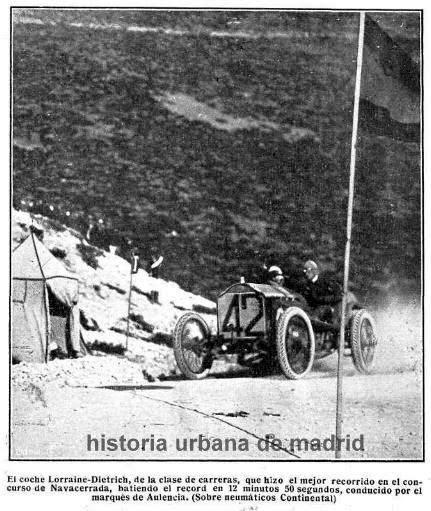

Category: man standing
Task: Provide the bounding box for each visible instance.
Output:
[148,251,164,304]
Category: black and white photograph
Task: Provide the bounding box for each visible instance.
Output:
[8,1,424,484]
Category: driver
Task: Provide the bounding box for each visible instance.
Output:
[302,260,342,324]
[303,260,342,306]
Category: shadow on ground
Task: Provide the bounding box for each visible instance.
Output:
[96,385,174,391]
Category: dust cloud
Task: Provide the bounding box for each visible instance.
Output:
[371,295,422,375]
[312,295,422,377]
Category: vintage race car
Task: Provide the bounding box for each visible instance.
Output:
[173,281,377,380]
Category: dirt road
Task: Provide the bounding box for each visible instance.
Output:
[11,302,423,460]
[11,367,422,461]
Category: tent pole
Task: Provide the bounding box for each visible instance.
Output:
[335,10,366,459]
[30,230,51,363]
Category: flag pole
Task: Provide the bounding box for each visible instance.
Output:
[125,267,133,352]
[335,11,366,459]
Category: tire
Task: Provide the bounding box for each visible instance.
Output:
[349,309,377,374]
[276,307,315,380]
[173,312,212,379]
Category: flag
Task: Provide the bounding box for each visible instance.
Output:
[360,15,420,142]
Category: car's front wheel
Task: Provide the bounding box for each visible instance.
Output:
[276,307,315,379]
[173,312,213,379]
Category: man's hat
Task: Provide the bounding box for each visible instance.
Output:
[151,255,164,269]
[268,265,283,276]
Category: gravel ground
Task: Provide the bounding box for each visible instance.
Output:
[10,372,422,460]
[11,355,146,390]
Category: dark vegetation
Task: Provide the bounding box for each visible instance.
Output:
[13,10,421,300]
[76,243,103,269]
[49,246,67,259]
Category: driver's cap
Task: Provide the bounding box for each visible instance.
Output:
[268,265,283,276]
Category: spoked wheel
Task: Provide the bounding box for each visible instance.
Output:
[349,309,377,374]
[276,307,315,379]
[173,312,213,379]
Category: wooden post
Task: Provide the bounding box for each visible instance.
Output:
[335,11,366,459]
[125,269,133,351]
[125,254,139,351]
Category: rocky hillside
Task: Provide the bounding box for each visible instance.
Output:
[11,209,421,390]
[13,10,421,300]
[13,209,217,377]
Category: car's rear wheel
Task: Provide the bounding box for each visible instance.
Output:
[349,309,377,374]
[276,307,315,379]
[173,312,212,379]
